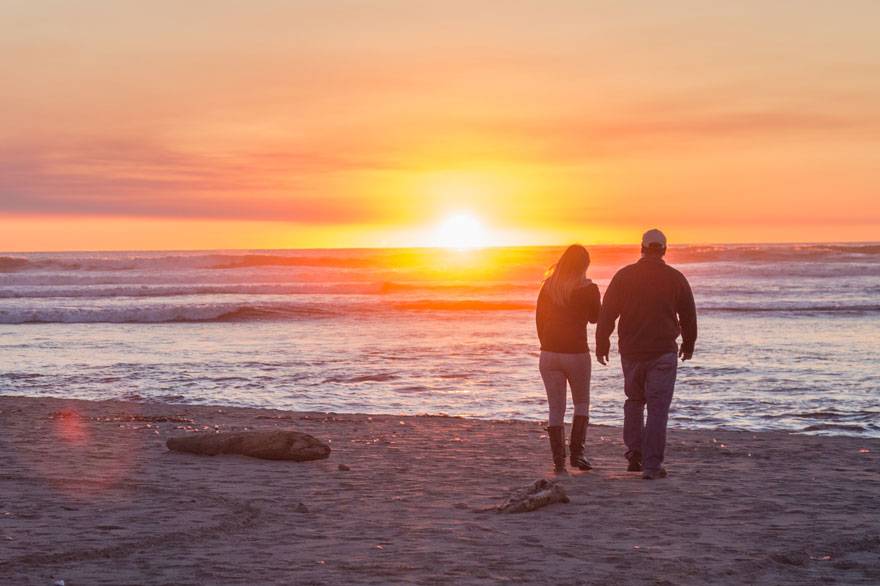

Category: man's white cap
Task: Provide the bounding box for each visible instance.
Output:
[641,228,667,249]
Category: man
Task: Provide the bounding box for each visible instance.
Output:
[595,229,697,480]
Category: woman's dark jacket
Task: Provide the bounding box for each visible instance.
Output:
[536,283,601,354]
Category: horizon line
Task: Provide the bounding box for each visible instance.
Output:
[2,239,878,256]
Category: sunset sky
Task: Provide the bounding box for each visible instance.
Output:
[2,1,879,251]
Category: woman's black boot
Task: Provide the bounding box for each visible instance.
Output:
[547,426,567,474]
[569,415,593,470]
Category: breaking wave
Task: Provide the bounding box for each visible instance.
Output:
[704,304,880,314]
[3,298,877,324]
[0,303,335,324]
[0,298,536,324]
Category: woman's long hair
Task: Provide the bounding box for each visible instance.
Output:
[542,244,591,306]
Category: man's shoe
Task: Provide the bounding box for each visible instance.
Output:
[547,426,567,474]
[569,415,592,471]
[641,467,668,480]
[626,451,642,472]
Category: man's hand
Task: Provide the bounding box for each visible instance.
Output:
[596,351,609,366]
[679,348,693,362]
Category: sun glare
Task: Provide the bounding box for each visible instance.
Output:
[432,213,489,250]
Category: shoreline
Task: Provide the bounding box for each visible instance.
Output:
[1,394,878,585]
[2,391,876,440]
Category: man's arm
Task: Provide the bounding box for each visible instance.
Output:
[677,275,697,361]
[595,275,622,365]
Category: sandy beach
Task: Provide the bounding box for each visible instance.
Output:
[0,395,877,585]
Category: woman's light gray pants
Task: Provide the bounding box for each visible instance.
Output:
[539,351,591,426]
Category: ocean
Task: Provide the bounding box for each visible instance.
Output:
[1,244,878,437]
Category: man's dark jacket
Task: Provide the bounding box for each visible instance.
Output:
[596,256,697,360]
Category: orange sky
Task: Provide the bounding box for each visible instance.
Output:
[2,1,879,251]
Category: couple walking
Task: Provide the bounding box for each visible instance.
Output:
[536,229,698,479]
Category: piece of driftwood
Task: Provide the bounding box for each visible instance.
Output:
[166,430,331,461]
[495,479,570,514]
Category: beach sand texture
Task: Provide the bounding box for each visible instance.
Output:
[1,396,878,585]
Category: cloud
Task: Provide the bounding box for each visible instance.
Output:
[0,140,401,222]
[468,105,876,163]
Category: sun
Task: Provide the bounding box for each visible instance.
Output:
[432,212,489,250]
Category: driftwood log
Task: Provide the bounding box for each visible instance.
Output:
[495,479,570,513]
[166,430,331,461]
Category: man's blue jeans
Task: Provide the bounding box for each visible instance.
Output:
[621,352,678,472]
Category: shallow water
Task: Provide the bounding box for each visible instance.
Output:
[1,244,878,436]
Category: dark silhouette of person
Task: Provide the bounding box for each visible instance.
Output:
[596,229,697,479]
[536,244,601,474]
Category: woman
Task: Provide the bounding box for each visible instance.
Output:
[536,244,601,474]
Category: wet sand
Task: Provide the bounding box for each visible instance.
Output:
[1,395,878,585]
